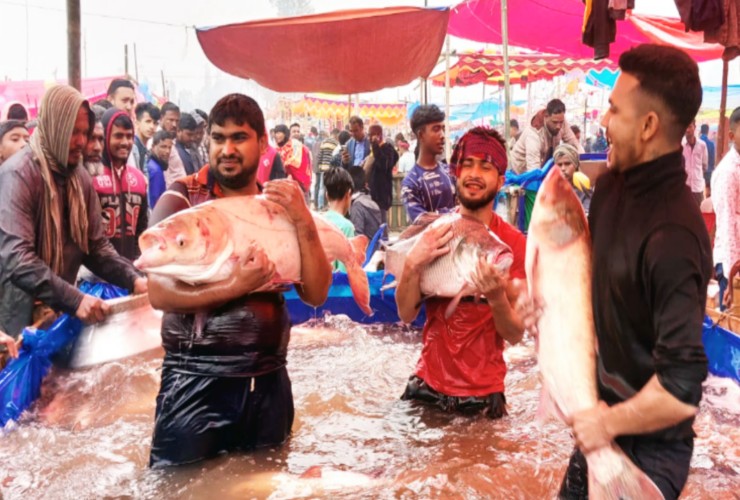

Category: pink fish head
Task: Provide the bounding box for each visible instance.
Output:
[530,167,589,247]
[134,207,231,271]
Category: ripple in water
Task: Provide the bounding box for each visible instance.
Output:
[0,315,738,499]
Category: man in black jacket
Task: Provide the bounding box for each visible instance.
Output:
[0,85,146,335]
[366,124,398,225]
[560,45,711,500]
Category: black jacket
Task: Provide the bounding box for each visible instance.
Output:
[590,150,711,441]
[0,147,141,323]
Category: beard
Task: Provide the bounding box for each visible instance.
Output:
[210,160,256,190]
[458,187,497,211]
[84,161,104,177]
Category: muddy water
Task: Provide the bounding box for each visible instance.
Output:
[1,315,738,499]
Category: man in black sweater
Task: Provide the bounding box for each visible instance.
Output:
[560,45,712,500]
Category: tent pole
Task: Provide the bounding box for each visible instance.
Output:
[526,82,532,121]
[66,0,81,91]
[445,35,451,161]
[501,0,511,145]
[717,58,729,158]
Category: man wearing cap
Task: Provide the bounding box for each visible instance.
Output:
[395,126,529,418]
[553,143,593,214]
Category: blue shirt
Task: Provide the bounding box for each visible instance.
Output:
[700,133,715,172]
[146,157,167,210]
[401,162,457,223]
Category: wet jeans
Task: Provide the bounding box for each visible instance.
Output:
[716,263,728,312]
[149,366,294,468]
[401,375,507,419]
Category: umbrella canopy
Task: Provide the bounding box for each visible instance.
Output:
[430,51,616,86]
[196,7,449,94]
[448,0,724,62]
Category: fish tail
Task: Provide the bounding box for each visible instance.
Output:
[345,261,373,316]
[586,445,664,500]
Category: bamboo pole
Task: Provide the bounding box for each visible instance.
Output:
[501,0,511,143]
[66,0,81,91]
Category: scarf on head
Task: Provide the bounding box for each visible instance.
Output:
[29,85,91,275]
[450,128,508,176]
[553,143,580,170]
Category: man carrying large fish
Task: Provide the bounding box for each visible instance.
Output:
[137,94,334,467]
[533,45,711,500]
[392,127,530,418]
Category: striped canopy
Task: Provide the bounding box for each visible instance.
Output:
[291,96,407,126]
[431,51,617,87]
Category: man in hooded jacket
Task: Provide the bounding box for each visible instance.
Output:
[91,108,148,261]
[0,85,146,336]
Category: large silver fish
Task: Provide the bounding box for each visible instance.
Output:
[526,167,663,499]
[384,212,513,318]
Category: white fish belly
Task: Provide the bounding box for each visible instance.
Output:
[535,240,598,417]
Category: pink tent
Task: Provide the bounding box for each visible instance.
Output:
[448,0,724,62]
[0,76,120,120]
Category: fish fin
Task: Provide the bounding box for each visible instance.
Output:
[379,280,398,293]
[349,235,370,267]
[345,262,373,316]
[444,290,467,319]
[586,446,664,500]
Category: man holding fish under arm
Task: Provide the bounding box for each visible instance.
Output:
[395,127,531,418]
[144,94,332,467]
[560,45,712,499]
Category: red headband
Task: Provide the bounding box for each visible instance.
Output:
[450,129,507,176]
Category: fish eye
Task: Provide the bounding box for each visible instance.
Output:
[176,235,186,247]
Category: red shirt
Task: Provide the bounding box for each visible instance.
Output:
[415,212,527,397]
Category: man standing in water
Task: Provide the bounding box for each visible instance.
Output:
[395,127,528,419]
[561,45,711,500]
[0,85,146,336]
[146,93,332,467]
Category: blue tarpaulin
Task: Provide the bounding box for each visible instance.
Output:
[0,282,128,426]
[284,271,425,329]
[703,316,740,383]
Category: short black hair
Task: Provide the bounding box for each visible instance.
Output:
[310,126,318,135]
[338,130,351,145]
[107,78,135,97]
[6,103,28,121]
[90,104,107,122]
[0,120,27,141]
[93,99,113,110]
[394,132,405,141]
[135,102,160,122]
[546,99,566,116]
[509,119,519,129]
[570,124,581,135]
[179,113,198,131]
[152,129,175,146]
[700,123,709,134]
[290,122,300,129]
[194,108,208,122]
[349,115,363,127]
[160,101,180,116]
[323,166,353,200]
[619,44,702,141]
[274,124,289,137]
[730,106,740,129]
[348,166,367,192]
[111,113,134,130]
[410,104,445,135]
[209,94,265,138]
[368,124,383,136]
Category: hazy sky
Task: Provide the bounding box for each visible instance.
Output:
[0,0,736,111]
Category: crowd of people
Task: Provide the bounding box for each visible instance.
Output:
[0,42,737,499]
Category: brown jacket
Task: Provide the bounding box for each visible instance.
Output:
[510,109,579,174]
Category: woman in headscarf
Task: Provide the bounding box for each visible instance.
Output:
[553,143,592,214]
[0,85,146,337]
